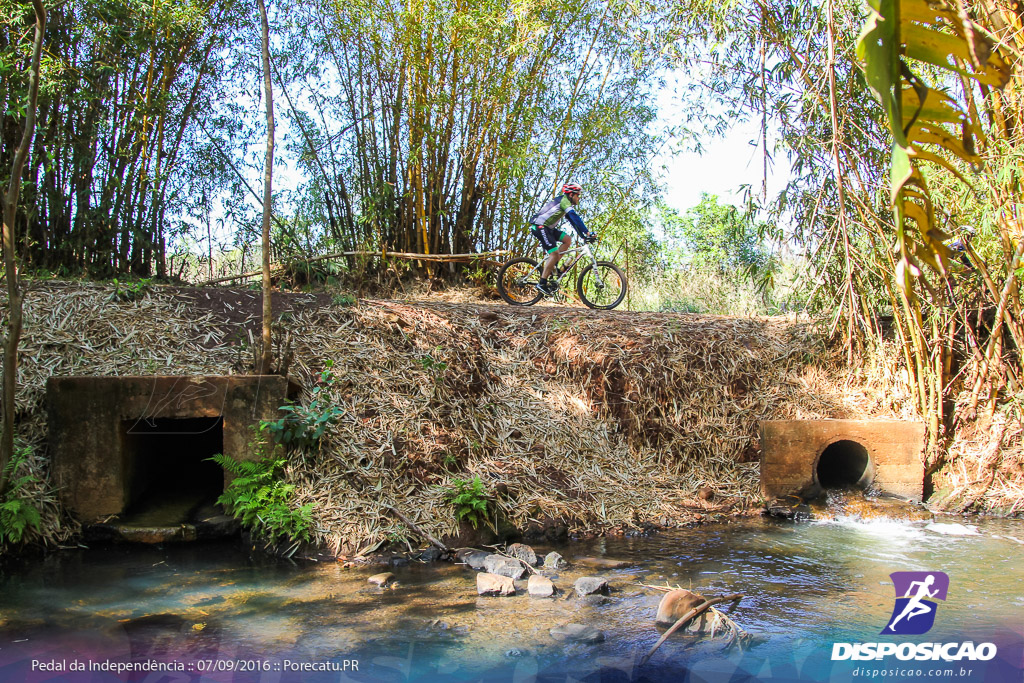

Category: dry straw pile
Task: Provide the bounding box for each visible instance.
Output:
[6,281,924,553]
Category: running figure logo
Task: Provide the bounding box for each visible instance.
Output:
[883,571,950,635]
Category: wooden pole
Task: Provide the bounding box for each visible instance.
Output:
[257,0,274,374]
[198,251,510,286]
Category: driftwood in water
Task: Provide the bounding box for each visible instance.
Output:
[640,593,743,666]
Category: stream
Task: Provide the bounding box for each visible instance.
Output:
[0,503,1022,682]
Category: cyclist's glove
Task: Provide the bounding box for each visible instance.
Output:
[584,233,598,244]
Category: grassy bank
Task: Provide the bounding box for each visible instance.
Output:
[2,280,1015,555]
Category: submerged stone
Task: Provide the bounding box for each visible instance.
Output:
[477,572,516,596]
[550,623,605,644]
[574,557,635,570]
[574,577,609,597]
[460,551,491,570]
[578,594,609,606]
[527,574,555,597]
[368,572,395,587]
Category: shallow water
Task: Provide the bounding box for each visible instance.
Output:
[0,513,1022,682]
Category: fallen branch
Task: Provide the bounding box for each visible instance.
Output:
[634,581,688,593]
[382,504,451,554]
[639,593,743,666]
[199,250,511,286]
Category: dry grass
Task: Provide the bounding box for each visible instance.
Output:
[1,280,940,553]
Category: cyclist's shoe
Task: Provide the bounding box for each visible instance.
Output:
[535,279,558,296]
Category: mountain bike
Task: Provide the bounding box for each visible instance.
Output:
[496,241,628,309]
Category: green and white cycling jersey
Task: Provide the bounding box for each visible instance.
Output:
[528,194,590,237]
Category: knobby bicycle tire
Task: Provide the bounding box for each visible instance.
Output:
[497,257,544,306]
[577,261,627,310]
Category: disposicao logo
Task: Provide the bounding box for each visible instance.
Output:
[831,570,998,662]
[883,571,949,635]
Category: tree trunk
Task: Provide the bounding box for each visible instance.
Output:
[258,0,275,375]
[0,0,45,494]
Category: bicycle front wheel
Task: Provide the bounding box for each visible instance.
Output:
[497,257,544,306]
[577,261,627,310]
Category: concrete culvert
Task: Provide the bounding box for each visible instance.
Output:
[816,439,873,490]
[760,420,924,502]
[121,416,225,516]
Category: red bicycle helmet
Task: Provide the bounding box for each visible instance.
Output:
[562,183,582,195]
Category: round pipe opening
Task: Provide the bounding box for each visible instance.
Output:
[816,439,873,489]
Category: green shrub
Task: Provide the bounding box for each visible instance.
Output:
[262,361,344,449]
[463,263,491,286]
[108,277,152,302]
[0,447,43,545]
[444,475,490,528]
[210,453,314,546]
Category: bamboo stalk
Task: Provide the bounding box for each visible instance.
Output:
[198,251,510,285]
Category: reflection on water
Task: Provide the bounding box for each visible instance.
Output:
[0,513,1022,682]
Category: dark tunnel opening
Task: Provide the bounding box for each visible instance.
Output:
[120,417,224,519]
[816,439,873,489]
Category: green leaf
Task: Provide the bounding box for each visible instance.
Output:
[857,0,905,146]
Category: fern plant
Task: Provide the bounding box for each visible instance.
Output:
[210,453,314,545]
[444,475,490,529]
[0,447,43,545]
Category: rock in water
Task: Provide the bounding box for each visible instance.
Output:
[418,546,443,562]
[458,550,491,570]
[543,552,567,569]
[574,557,635,569]
[528,574,555,597]
[507,543,538,566]
[549,623,605,644]
[655,589,706,626]
[368,573,395,587]
[477,572,516,596]
[483,554,526,580]
[574,577,609,597]
[579,595,609,607]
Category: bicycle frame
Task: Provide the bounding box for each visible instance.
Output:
[542,242,599,283]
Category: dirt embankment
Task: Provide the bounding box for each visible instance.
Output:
[10,281,917,553]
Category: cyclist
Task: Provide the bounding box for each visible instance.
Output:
[528,182,597,295]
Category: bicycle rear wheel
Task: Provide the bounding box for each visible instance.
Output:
[497,257,544,305]
[577,261,627,310]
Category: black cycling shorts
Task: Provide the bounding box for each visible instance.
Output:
[530,225,568,254]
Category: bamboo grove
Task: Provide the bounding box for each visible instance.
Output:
[1,0,675,278]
